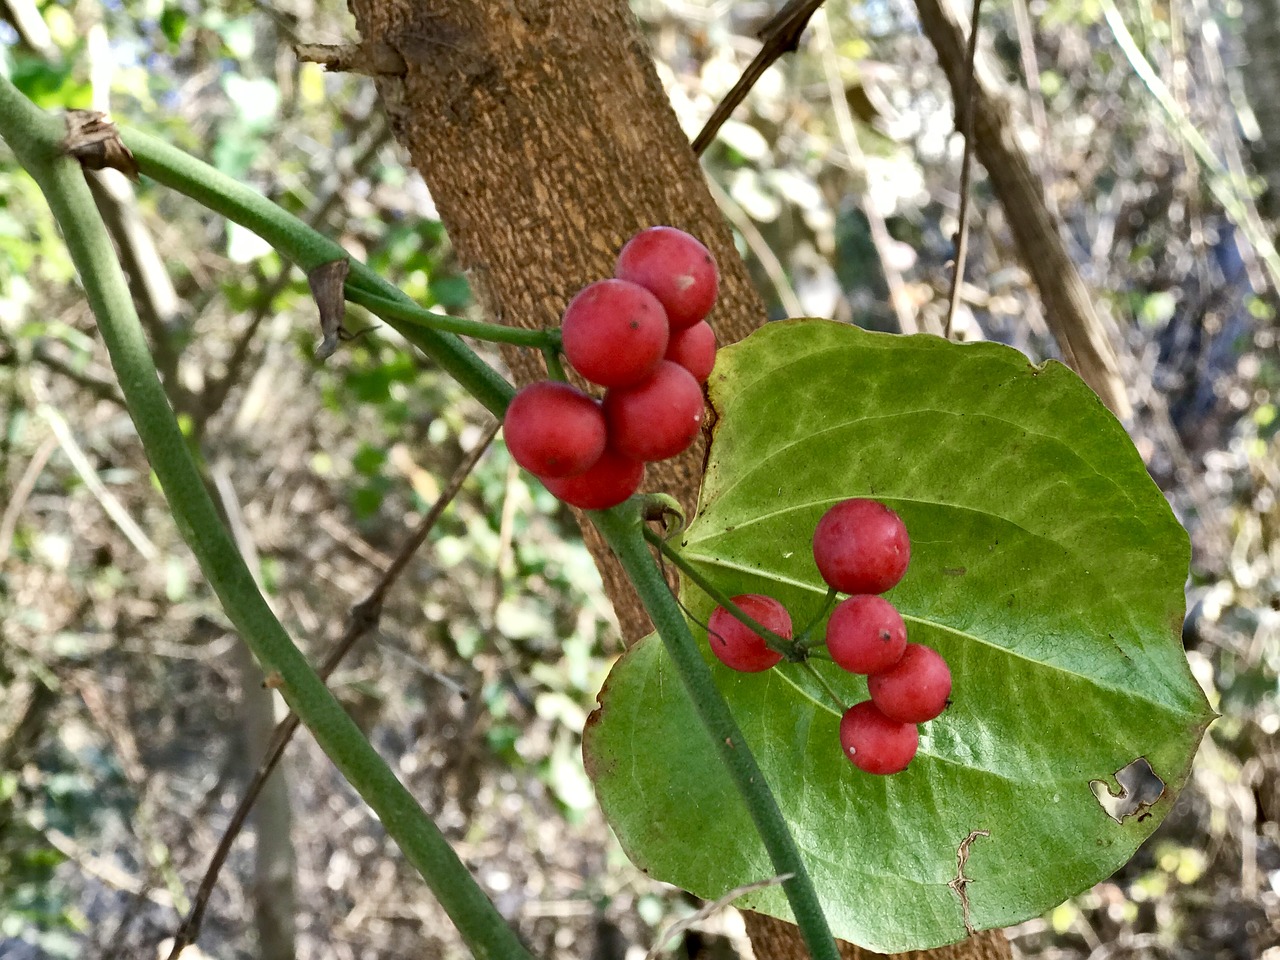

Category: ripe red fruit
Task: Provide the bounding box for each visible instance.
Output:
[615,226,719,330]
[812,498,911,595]
[561,279,670,388]
[664,320,717,383]
[706,594,790,672]
[839,701,919,775]
[826,595,907,675]
[868,643,952,723]
[504,381,606,478]
[603,361,705,462]
[540,449,644,511]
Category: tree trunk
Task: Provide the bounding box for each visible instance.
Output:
[345,0,767,634]
[347,2,1008,958]
[745,914,1010,960]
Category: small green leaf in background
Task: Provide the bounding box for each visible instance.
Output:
[584,319,1214,953]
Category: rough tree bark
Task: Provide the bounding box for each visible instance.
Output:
[342,2,1010,958]
[343,0,769,632]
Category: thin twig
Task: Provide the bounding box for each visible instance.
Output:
[1009,0,1055,214]
[0,433,57,563]
[800,661,848,714]
[31,380,159,560]
[692,0,827,157]
[1099,0,1280,293]
[42,828,175,909]
[944,0,984,341]
[2,76,526,957]
[27,343,126,407]
[166,419,499,959]
[814,11,920,334]
[644,872,794,960]
[641,526,798,659]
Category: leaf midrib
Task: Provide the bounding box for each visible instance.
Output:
[681,551,1190,718]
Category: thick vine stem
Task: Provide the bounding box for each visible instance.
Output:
[0,75,534,960]
[116,126,516,417]
[596,507,840,960]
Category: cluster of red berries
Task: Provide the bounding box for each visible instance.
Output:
[503,227,720,510]
[706,499,953,776]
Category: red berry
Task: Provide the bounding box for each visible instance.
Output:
[812,499,911,595]
[868,644,952,723]
[540,449,644,511]
[603,361,704,462]
[561,279,670,388]
[504,381,606,478]
[826,595,907,675]
[839,701,919,775]
[615,226,719,330]
[664,320,717,383]
[707,594,790,672]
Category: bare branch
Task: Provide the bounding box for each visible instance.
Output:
[913,0,1131,418]
[944,0,984,341]
[692,0,827,157]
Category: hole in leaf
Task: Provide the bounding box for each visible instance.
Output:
[1090,757,1165,823]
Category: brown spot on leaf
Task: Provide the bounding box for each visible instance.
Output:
[948,829,990,936]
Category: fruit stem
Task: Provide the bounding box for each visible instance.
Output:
[642,526,802,661]
[801,661,849,714]
[794,585,840,651]
[596,507,840,960]
[344,285,557,348]
[543,344,569,382]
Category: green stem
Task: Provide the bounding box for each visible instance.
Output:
[597,508,839,960]
[542,344,568,382]
[643,527,800,660]
[0,77,533,960]
[117,126,516,417]
[345,285,556,348]
[795,585,840,651]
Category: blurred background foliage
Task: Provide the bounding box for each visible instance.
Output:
[0,0,1277,957]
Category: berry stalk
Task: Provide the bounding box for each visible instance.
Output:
[595,507,840,960]
[344,285,558,348]
[793,585,840,651]
[642,526,801,660]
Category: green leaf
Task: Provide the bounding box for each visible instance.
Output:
[159,7,189,47]
[584,319,1213,952]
